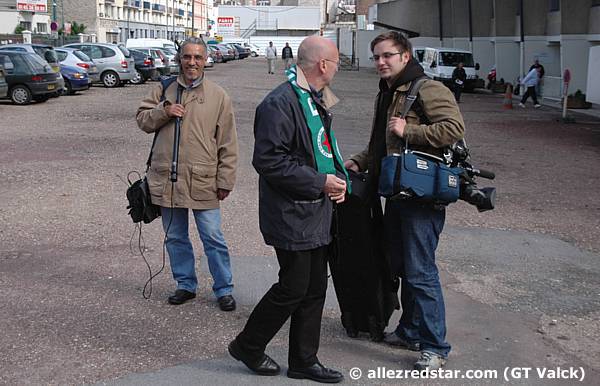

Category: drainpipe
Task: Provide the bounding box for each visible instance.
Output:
[519,0,525,94]
[438,0,443,46]
[468,0,473,52]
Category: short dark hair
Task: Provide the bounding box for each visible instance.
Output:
[370,31,412,56]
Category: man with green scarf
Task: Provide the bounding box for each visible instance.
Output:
[228,36,347,384]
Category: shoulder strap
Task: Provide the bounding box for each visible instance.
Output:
[399,76,428,118]
[146,76,179,169]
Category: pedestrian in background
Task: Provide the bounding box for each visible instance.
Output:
[266,41,277,74]
[282,42,294,70]
[451,62,466,103]
[519,66,542,108]
[529,59,545,97]
[229,36,347,384]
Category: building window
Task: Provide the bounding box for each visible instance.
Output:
[36,23,47,33]
[19,21,32,31]
[549,0,559,12]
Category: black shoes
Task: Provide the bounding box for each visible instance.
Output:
[383,332,421,351]
[168,289,196,305]
[287,363,344,383]
[218,295,236,311]
[228,340,281,376]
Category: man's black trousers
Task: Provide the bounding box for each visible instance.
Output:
[236,245,329,368]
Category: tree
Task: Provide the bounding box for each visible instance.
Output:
[14,25,25,34]
[70,22,87,35]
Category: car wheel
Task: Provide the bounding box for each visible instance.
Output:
[65,79,74,95]
[101,70,120,88]
[251,52,257,57]
[130,70,144,84]
[10,85,32,105]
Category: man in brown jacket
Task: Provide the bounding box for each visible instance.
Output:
[345,32,464,371]
[136,37,238,311]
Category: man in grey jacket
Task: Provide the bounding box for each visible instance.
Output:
[228,36,347,383]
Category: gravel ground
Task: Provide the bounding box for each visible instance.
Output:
[0,57,599,384]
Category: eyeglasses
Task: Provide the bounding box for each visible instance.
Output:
[323,58,340,69]
[181,54,204,62]
[369,52,403,61]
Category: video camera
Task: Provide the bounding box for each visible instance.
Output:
[447,140,496,212]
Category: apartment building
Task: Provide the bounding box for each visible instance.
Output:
[0,0,51,34]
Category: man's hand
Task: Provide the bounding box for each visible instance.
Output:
[324,174,346,204]
[388,117,406,138]
[217,189,230,201]
[344,159,360,172]
[165,103,185,118]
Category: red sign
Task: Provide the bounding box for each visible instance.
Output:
[16,1,46,12]
[217,17,234,24]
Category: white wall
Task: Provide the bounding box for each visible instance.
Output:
[587,45,600,104]
[217,5,320,34]
[495,39,520,85]
[248,35,318,56]
[561,37,592,95]
[0,12,17,34]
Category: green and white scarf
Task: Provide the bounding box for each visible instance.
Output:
[286,65,351,193]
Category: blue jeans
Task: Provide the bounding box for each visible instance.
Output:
[161,207,233,298]
[384,200,451,358]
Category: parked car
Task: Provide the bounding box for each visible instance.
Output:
[55,47,100,83]
[0,50,61,104]
[128,49,156,84]
[205,55,214,68]
[223,43,240,60]
[209,44,233,62]
[131,47,170,77]
[0,63,7,98]
[245,43,262,57]
[232,43,250,59]
[125,38,176,51]
[160,47,180,74]
[60,63,90,95]
[422,47,483,91]
[0,43,65,95]
[63,43,135,87]
[208,45,223,63]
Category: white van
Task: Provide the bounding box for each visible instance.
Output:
[126,38,176,50]
[421,47,484,90]
[412,46,426,64]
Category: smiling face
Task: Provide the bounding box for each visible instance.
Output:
[372,39,410,82]
[180,43,206,83]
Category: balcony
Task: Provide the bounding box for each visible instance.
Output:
[124,0,138,7]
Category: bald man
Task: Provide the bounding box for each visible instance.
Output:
[228,36,347,383]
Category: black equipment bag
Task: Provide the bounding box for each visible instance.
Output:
[330,170,400,341]
[126,77,179,224]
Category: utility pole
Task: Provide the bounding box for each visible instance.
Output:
[191,0,195,37]
[172,0,176,41]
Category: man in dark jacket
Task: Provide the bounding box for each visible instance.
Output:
[228,36,347,384]
[345,31,464,371]
[451,62,466,102]
[282,42,294,70]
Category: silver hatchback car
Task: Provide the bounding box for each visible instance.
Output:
[55,47,100,83]
[63,43,135,87]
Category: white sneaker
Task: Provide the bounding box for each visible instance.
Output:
[518,103,525,108]
[534,104,541,108]
[414,351,447,371]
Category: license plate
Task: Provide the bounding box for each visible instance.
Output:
[48,84,55,90]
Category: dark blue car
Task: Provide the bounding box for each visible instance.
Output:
[60,63,89,95]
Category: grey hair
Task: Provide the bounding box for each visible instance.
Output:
[176,36,207,65]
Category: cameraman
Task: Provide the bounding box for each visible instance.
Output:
[136,37,239,311]
[344,32,464,371]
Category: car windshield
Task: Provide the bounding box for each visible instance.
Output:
[33,46,58,64]
[73,50,92,62]
[439,52,474,67]
[24,53,52,73]
[163,47,177,55]
[118,45,131,58]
